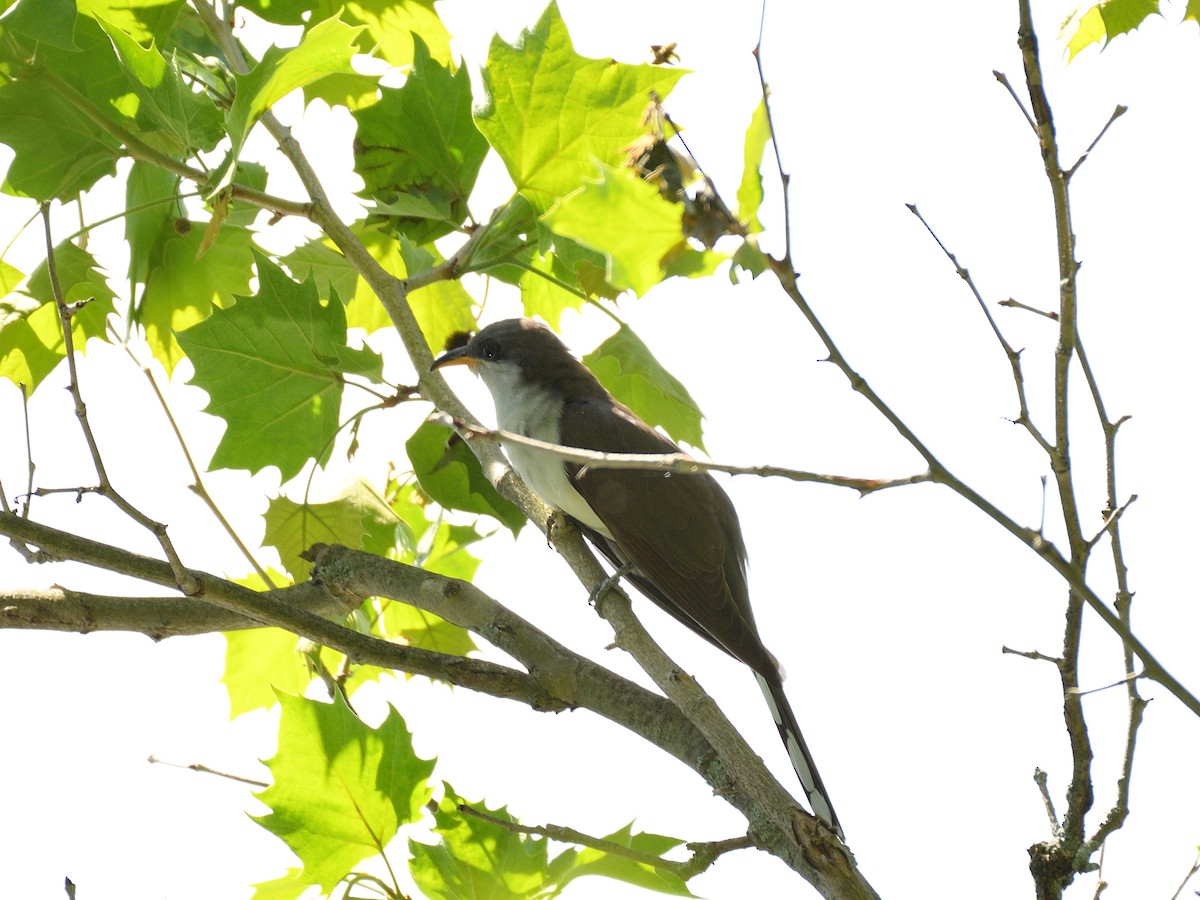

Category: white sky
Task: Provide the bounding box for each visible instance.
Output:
[2,1,1199,899]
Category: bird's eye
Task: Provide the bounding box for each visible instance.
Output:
[479,340,499,360]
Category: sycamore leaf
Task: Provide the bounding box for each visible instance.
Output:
[0,261,23,296]
[380,600,477,658]
[339,0,451,67]
[519,252,586,329]
[0,78,121,201]
[227,15,363,149]
[77,0,184,44]
[125,161,184,288]
[406,420,526,535]
[139,223,255,374]
[263,479,398,580]
[551,821,696,897]
[583,326,705,451]
[98,17,224,155]
[475,1,686,211]
[224,627,312,719]
[544,165,686,300]
[543,165,684,297]
[249,868,310,900]
[353,36,488,242]
[0,243,116,392]
[177,252,383,481]
[737,98,770,234]
[409,785,548,900]
[1065,0,1161,59]
[254,692,435,893]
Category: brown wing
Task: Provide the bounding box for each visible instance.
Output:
[561,396,773,675]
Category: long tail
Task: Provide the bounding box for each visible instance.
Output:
[755,671,843,838]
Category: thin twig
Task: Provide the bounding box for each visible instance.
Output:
[41,205,200,595]
[1001,646,1061,664]
[147,755,268,788]
[115,334,276,586]
[998,297,1059,320]
[907,204,1052,453]
[434,413,931,495]
[993,70,1038,135]
[1066,106,1127,180]
[753,0,792,262]
[1034,768,1062,836]
[457,803,738,879]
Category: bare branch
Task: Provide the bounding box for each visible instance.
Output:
[907,203,1052,453]
[993,70,1038,135]
[41,206,201,597]
[1066,105,1128,180]
[1001,645,1061,665]
[433,413,931,496]
[998,297,1059,320]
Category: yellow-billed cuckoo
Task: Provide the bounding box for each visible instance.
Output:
[432,318,841,835]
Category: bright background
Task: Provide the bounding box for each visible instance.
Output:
[1,1,1198,898]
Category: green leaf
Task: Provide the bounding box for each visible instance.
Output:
[410,785,548,900]
[583,326,705,451]
[227,15,363,149]
[223,626,312,719]
[475,1,686,212]
[125,161,184,288]
[406,420,526,535]
[249,868,310,900]
[177,252,382,480]
[381,600,477,658]
[78,0,184,44]
[553,822,696,897]
[0,260,24,296]
[519,252,586,329]
[263,479,398,580]
[254,692,435,893]
[543,165,684,297]
[338,0,451,67]
[730,239,768,283]
[0,243,116,392]
[1065,0,1161,58]
[237,0,451,67]
[3,0,79,48]
[138,222,255,373]
[353,36,488,242]
[0,78,121,201]
[97,16,223,155]
[736,98,770,234]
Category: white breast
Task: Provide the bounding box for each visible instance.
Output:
[477,362,612,537]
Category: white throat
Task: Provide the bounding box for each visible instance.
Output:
[476,361,610,536]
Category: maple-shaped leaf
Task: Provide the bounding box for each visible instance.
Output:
[543,164,685,297]
[353,36,488,242]
[409,785,549,900]
[406,420,526,535]
[263,479,397,579]
[551,820,696,897]
[0,243,117,392]
[475,1,686,212]
[583,325,705,451]
[254,692,435,893]
[177,252,383,481]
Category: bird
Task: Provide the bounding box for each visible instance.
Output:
[431,317,841,836]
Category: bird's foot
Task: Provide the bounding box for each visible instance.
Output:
[589,562,635,606]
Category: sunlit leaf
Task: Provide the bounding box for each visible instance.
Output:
[254,692,435,892]
[583,325,705,451]
[475,1,685,211]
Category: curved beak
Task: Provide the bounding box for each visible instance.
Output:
[430,346,476,371]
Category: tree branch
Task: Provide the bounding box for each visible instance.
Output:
[433,413,931,496]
